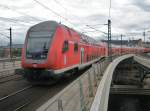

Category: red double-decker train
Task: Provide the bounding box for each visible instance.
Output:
[17,21,150,84]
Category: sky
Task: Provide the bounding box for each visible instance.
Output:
[0,0,150,45]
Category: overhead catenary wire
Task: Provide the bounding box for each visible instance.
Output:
[0,17,34,26]
[53,0,68,21]
[0,1,109,40]
[86,23,108,26]
[53,0,67,11]
[82,30,101,33]
[34,0,80,27]
[0,4,43,22]
[33,0,87,32]
[35,0,102,36]
[53,0,88,30]
[0,37,9,46]
[0,1,85,37]
[33,0,68,21]
[86,25,107,35]
[0,32,9,39]
[54,0,108,35]
[0,4,43,32]
[108,0,111,19]
[0,17,38,24]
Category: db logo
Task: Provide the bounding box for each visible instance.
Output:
[33,64,37,68]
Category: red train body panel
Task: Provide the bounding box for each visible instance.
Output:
[19,21,150,83]
[22,21,106,72]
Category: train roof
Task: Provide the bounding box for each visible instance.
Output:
[29,21,103,46]
[29,21,59,32]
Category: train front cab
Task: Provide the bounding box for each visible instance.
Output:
[16,21,66,82]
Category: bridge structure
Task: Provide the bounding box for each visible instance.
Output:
[36,53,150,111]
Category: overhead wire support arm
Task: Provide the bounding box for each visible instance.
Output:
[86,23,108,26]
[86,25,108,35]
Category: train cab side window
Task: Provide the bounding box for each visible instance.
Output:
[62,40,69,53]
[74,42,78,52]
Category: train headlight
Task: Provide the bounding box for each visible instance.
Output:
[27,54,32,58]
[41,55,46,58]
[33,63,37,68]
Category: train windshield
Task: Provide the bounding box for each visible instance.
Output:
[26,21,58,60]
[26,31,54,59]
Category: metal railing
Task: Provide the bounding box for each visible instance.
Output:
[90,54,134,111]
[37,58,110,111]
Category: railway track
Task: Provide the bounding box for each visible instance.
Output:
[0,73,14,79]
[0,68,89,111]
[0,85,33,101]
[0,74,23,84]
[0,85,33,111]
[14,102,31,111]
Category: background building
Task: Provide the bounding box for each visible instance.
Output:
[0,44,23,58]
[101,39,145,47]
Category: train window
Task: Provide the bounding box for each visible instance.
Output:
[74,42,78,52]
[62,40,69,53]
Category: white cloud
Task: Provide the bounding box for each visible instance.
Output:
[0,0,149,44]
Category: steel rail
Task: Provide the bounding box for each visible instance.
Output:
[0,73,15,79]
[0,85,32,101]
[14,102,30,111]
[0,76,23,84]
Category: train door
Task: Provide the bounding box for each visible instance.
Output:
[80,48,84,64]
